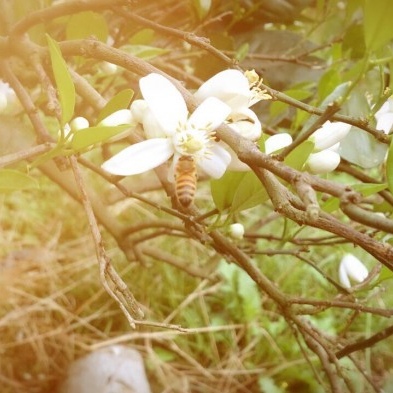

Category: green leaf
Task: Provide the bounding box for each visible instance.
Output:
[321,197,340,213]
[120,44,168,60]
[318,69,341,99]
[235,42,249,62]
[352,182,387,196]
[0,169,39,192]
[211,171,246,211]
[129,29,155,45]
[270,89,313,119]
[46,34,76,126]
[193,0,212,19]
[284,140,314,171]
[386,138,393,194]
[154,348,176,362]
[363,0,393,51]
[377,265,393,284]
[96,89,134,124]
[231,172,269,213]
[71,125,133,150]
[258,376,285,393]
[66,11,108,42]
[217,260,260,322]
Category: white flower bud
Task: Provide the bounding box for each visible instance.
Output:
[99,109,133,127]
[130,99,148,123]
[265,133,292,154]
[70,116,89,131]
[229,223,245,240]
[339,254,368,288]
[101,61,118,75]
[0,92,7,113]
[306,150,340,174]
[311,121,352,151]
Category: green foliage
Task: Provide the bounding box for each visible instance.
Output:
[120,45,169,60]
[258,377,285,393]
[96,89,134,124]
[211,171,246,211]
[235,42,249,62]
[0,169,39,192]
[270,89,313,119]
[363,0,393,52]
[71,125,134,150]
[193,0,212,19]
[217,259,261,322]
[231,172,268,213]
[46,34,75,127]
[386,139,393,194]
[65,11,108,42]
[129,29,155,45]
[284,140,314,171]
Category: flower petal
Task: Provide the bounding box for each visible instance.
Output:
[139,73,188,133]
[142,107,168,139]
[228,108,262,141]
[194,70,250,112]
[198,143,231,178]
[99,109,134,127]
[306,150,340,174]
[342,254,368,283]
[130,99,148,123]
[102,138,173,176]
[312,121,352,151]
[338,262,351,288]
[265,133,293,154]
[167,153,180,183]
[376,113,393,134]
[188,97,231,131]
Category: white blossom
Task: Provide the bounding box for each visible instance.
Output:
[0,80,18,114]
[265,133,293,154]
[311,121,352,151]
[375,98,393,134]
[70,116,89,131]
[229,223,245,240]
[194,69,270,142]
[101,61,118,75]
[306,150,341,174]
[98,109,134,127]
[338,254,368,288]
[102,73,232,180]
[226,132,293,172]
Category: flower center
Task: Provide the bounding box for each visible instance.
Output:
[173,126,214,159]
[244,69,272,106]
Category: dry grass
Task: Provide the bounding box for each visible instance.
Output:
[0,185,278,393]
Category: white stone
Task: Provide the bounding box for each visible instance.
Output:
[59,346,151,393]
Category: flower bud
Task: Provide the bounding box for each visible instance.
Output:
[130,99,148,123]
[306,150,340,174]
[339,254,368,288]
[101,61,118,75]
[311,121,351,151]
[70,116,89,131]
[265,133,292,154]
[99,109,133,127]
[229,223,245,240]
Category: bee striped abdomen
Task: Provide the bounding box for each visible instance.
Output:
[175,156,197,208]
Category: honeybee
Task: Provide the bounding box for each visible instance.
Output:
[174,155,198,208]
